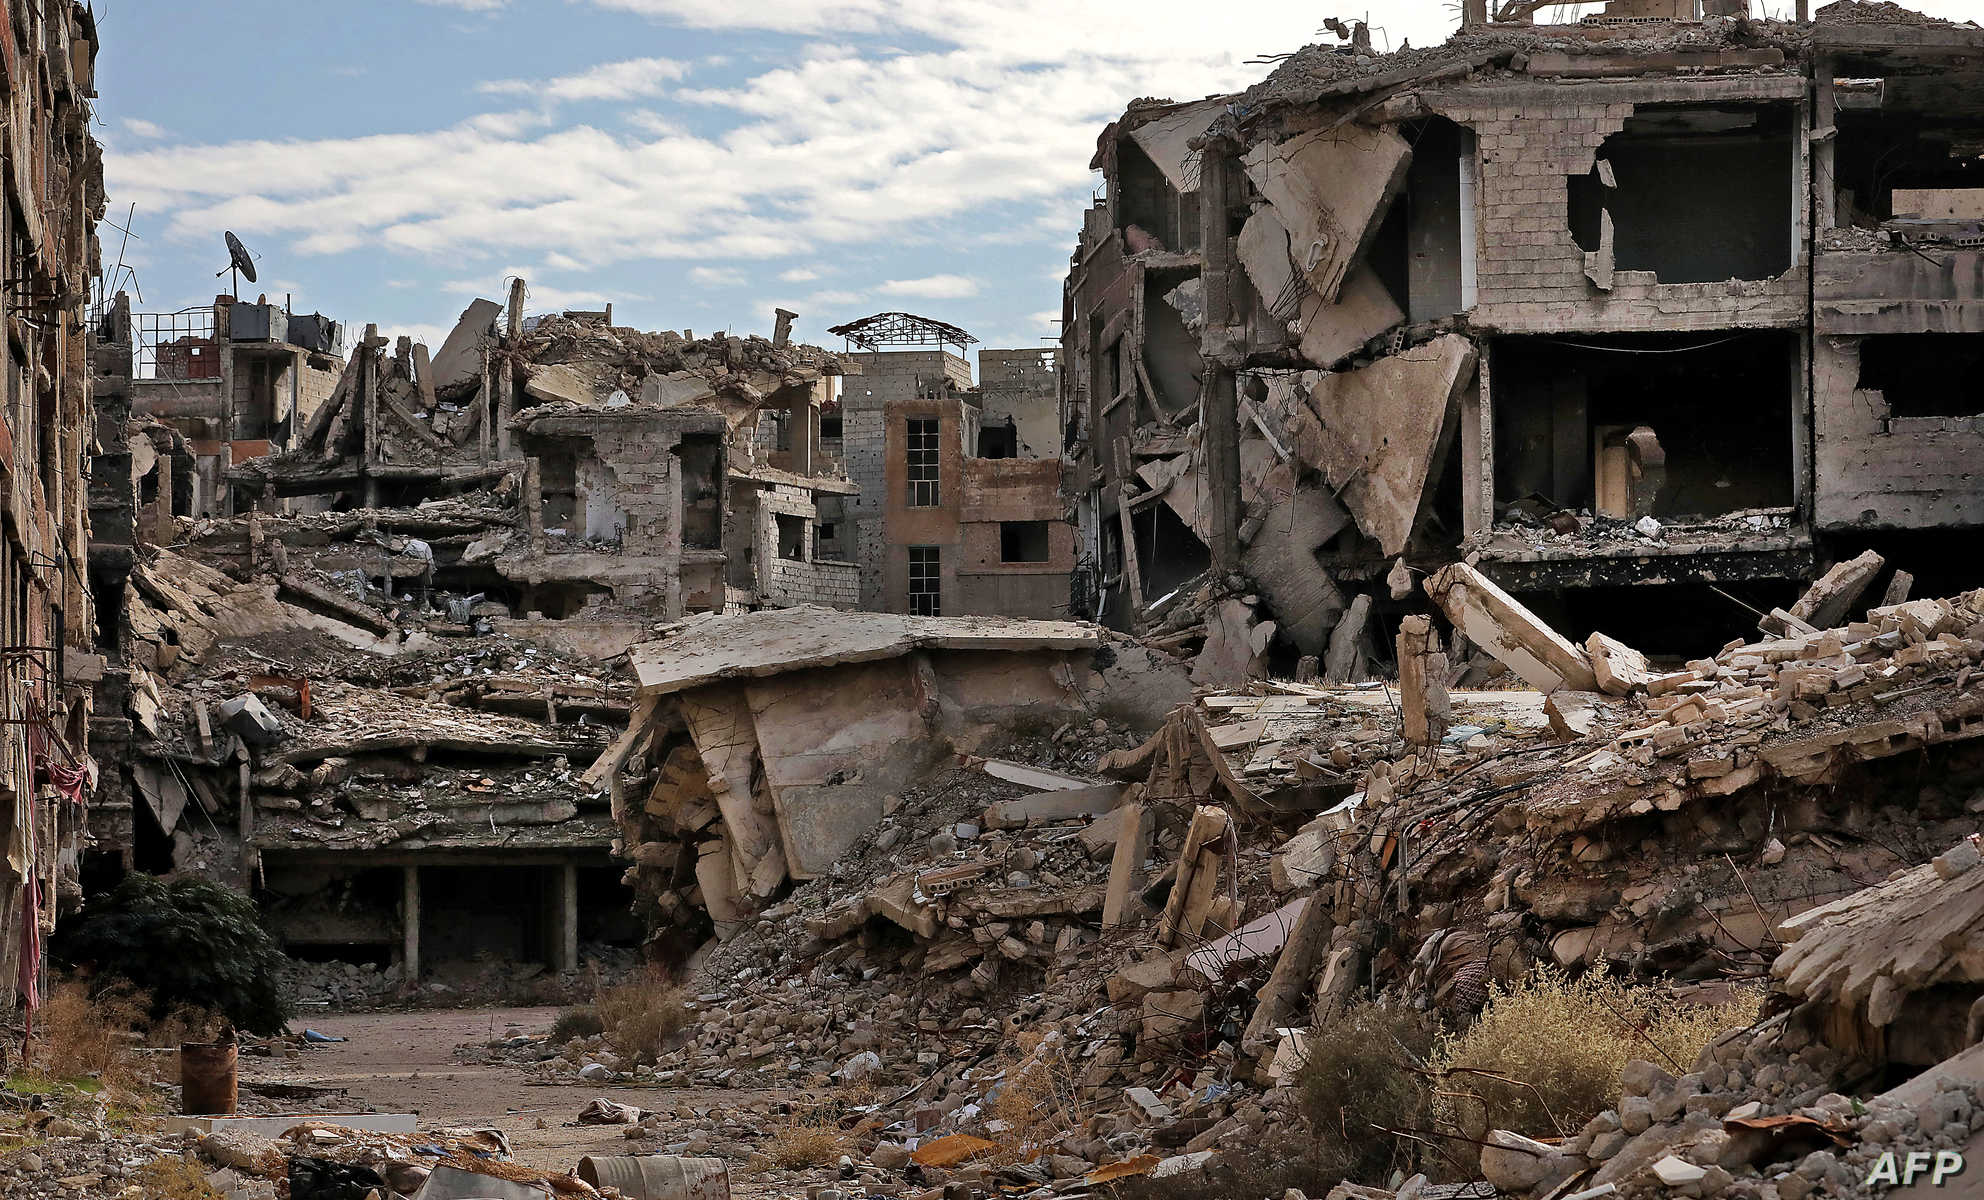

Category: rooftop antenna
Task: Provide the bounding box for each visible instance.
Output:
[217,231,257,300]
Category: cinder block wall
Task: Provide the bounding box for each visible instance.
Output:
[1432,78,1809,334]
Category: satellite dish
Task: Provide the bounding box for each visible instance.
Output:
[218,231,258,298]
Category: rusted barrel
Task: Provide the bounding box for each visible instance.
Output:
[179,1040,238,1115]
[576,1156,730,1200]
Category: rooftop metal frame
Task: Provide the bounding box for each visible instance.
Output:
[827,311,978,355]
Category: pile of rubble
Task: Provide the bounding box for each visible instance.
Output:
[283,943,640,1012]
[468,545,1984,1197]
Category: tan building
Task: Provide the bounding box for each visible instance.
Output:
[1,0,108,1013]
[827,313,1074,620]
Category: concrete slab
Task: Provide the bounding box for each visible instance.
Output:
[1244,122,1412,304]
[162,1112,417,1137]
[1304,333,1476,557]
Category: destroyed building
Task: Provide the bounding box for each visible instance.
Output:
[0,0,108,1015]
[95,291,345,519]
[828,313,1076,620]
[1062,0,1984,670]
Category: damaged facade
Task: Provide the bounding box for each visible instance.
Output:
[829,313,1075,620]
[77,282,1083,985]
[95,291,345,519]
[1064,0,1984,674]
[0,1,106,1015]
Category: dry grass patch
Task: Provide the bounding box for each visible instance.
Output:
[28,983,148,1089]
[133,1156,223,1200]
[1433,965,1761,1140]
[762,1100,852,1170]
[596,972,690,1063]
[988,1031,1089,1164]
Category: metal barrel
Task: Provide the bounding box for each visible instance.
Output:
[575,1156,731,1200]
[179,1041,239,1115]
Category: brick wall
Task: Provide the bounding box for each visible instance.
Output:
[1430,76,1809,334]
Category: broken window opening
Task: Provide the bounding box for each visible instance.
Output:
[527,579,612,620]
[1114,138,1198,253]
[999,521,1052,564]
[1490,331,1796,520]
[679,432,724,550]
[1856,334,1984,419]
[775,513,807,561]
[536,449,581,534]
[908,545,941,616]
[1132,502,1211,602]
[1143,275,1200,419]
[1384,117,1472,322]
[1833,86,1984,225]
[906,418,941,508]
[978,421,1017,459]
[815,495,848,562]
[1566,104,1796,284]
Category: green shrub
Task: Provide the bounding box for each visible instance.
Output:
[56,876,292,1036]
[550,1005,605,1045]
[1296,1000,1435,1184]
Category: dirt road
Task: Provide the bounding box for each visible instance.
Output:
[241,1006,799,1189]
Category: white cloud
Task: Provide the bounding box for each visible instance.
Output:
[381,322,456,349]
[481,57,690,105]
[440,266,637,312]
[878,274,978,300]
[101,2,1390,297]
[121,118,167,140]
[688,266,746,287]
[779,267,821,283]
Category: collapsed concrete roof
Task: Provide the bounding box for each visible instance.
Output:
[627,606,1102,697]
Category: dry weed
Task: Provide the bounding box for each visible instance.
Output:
[1433,964,1761,1140]
[762,1100,851,1170]
[149,1003,227,1050]
[988,1031,1089,1163]
[28,983,149,1089]
[133,1155,222,1200]
[595,971,690,1063]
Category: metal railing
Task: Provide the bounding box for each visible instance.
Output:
[133,307,218,382]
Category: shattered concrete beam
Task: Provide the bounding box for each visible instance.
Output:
[1788,549,1885,631]
[1426,562,1599,694]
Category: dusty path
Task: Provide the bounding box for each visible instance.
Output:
[242,1007,810,1195]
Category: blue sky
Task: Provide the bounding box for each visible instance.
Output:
[86,0,1950,362]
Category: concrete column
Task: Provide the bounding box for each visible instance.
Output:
[1813,70,1838,235]
[1197,141,1243,572]
[478,347,493,461]
[402,866,421,981]
[360,324,381,508]
[557,862,579,973]
[790,396,818,477]
[523,456,544,550]
[498,280,525,459]
[218,308,237,517]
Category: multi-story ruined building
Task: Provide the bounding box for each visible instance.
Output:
[0,0,106,1013]
[828,313,1074,620]
[96,293,344,519]
[1063,0,1984,664]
